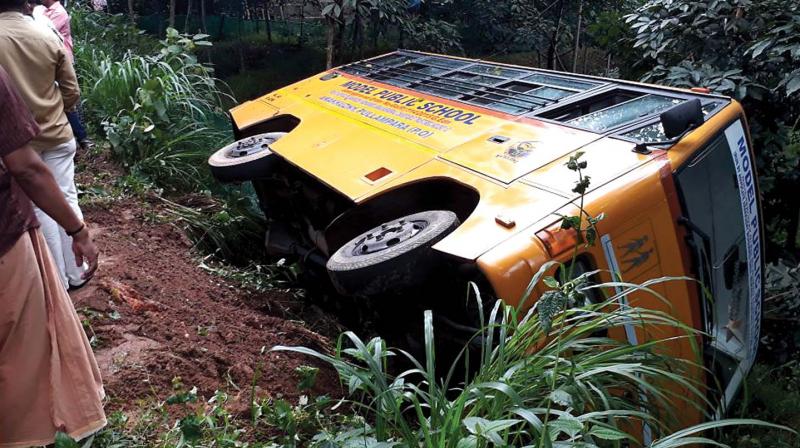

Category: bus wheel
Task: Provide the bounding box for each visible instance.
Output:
[326,210,459,297]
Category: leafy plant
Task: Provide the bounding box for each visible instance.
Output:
[72,8,287,268]
[274,285,791,446]
[160,193,267,263]
[626,0,800,255]
[76,26,231,190]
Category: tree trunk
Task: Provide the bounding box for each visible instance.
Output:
[238,15,246,72]
[399,25,405,49]
[185,0,193,32]
[218,14,225,40]
[200,0,207,33]
[336,20,346,62]
[298,0,305,46]
[168,0,176,28]
[787,175,800,255]
[127,0,135,22]
[546,0,564,70]
[582,46,589,73]
[325,18,335,69]
[372,11,379,52]
[355,1,365,58]
[572,0,583,72]
[351,1,360,60]
[790,209,800,255]
[265,6,273,43]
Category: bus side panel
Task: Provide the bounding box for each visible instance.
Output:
[477,156,705,432]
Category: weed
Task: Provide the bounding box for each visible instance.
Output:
[295,366,319,391]
[198,256,300,292]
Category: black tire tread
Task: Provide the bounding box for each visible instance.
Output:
[326,210,459,296]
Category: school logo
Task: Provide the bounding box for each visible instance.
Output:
[498,140,538,163]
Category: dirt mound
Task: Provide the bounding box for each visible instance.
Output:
[71,186,342,409]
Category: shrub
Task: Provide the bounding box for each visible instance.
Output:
[626,0,800,256]
[275,272,791,447]
[72,8,271,263]
[75,25,231,190]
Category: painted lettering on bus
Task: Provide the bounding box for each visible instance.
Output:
[738,137,758,217]
[372,90,423,108]
[338,80,482,125]
[416,102,480,124]
[341,80,379,95]
[737,136,762,287]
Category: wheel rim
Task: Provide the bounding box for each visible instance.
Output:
[226,134,278,158]
[350,219,429,256]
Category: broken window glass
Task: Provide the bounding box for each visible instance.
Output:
[567,95,684,132]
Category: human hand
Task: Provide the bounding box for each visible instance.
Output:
[71,225,99,280]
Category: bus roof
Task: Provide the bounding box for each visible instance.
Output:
[337,50,730,143]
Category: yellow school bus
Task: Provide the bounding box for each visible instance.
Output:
[209,50,764,430]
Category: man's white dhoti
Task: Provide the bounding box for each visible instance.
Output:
[33,138,87,288]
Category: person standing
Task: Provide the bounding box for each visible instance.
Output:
[34,0,94,150]
[34,0,72,55]
[0,0,89,289]
[26,0,63,40]
[0,64,105,447]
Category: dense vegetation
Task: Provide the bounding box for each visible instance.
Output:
[67,0,800,446]
[73,9,270,264]
[110,0,800,257]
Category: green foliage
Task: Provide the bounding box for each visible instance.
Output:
[76,25,230,189]
[627,0,799,98]
[765,261,800,320]
[454,0,568,58]
[275,278,791,446]
[316,0,466,64]
[198,257,301,292]
[71,8,157,60]
[160,194,266,261]
[296,365,320,391]
[722,363,800,447]
[627,0,800,254]
[72,8,275,264]
[559,152,603,248]
[401,17,462,54]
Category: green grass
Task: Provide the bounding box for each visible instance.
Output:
[272,266,794,447]
[71,7,274,265]
[720,363,800,447]
[60,272,794,447]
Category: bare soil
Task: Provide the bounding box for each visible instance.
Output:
[73,156,342,413]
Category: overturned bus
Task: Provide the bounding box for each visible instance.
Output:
[209,50,764,427]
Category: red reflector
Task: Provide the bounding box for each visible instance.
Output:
[535,227,578,257]
[365,167,392,182]
[690,87,711,94]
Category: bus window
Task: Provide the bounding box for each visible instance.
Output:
[674,119,762,409]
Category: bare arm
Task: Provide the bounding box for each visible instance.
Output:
[3,146,98,278]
